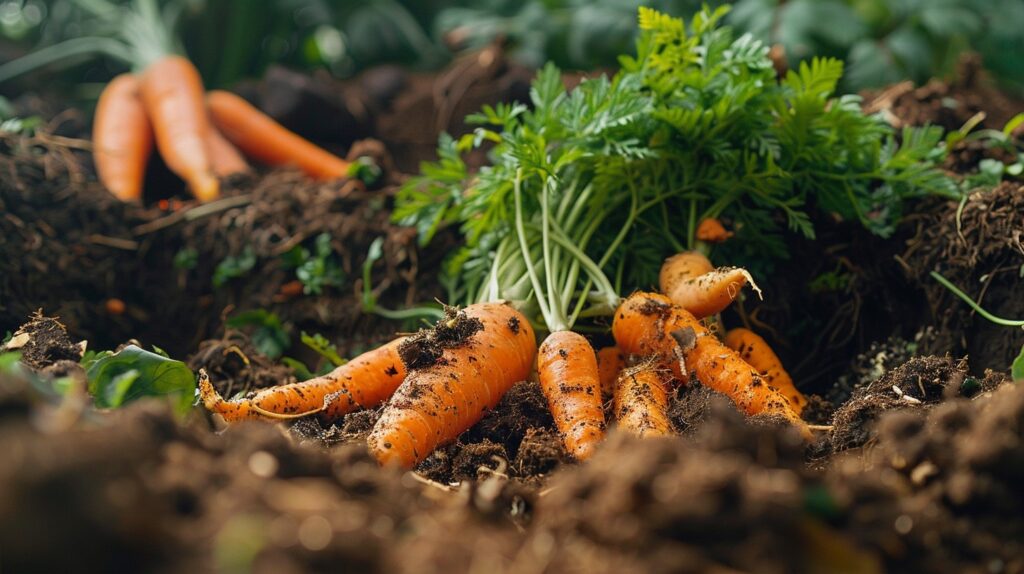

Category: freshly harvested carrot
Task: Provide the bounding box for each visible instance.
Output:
[659,251,760,319]
[596,346,625,400]
[613,364,673,438]
[93,74,153,202]
[725,327,807,414]
[368,302,537,468]
[658,251,714,298]
[205,125,248,177]
[538,331,605,461]
[139,55,219,202]
[200,337,406,422]
[612,292,809,438]
[695,217,733,243]
[206,90,350,180]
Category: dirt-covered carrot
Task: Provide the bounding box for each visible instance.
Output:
[659,251,760,319]
[613,292,809,438]
[205,125,248,177]
[139,55,219,202]
[695,217,733,243]
[93,74,153,202]
[597,346,625,400]
[658,251,714,299]
[200,337,406,422]
[206,90,350,180]
[538,331,605,461]
[368,302,537,468]
[613,364,673,438]
[725,327,807,413]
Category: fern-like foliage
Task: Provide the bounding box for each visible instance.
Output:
[396,5,957,325]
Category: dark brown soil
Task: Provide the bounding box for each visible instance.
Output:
[0,45,534,360]
[2,312,1023,573]
[1,311,83,370]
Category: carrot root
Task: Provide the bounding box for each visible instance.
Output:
[613,292,809,439]
[613,363,673,438]
[538,331,606,461]
[368,302,537,469]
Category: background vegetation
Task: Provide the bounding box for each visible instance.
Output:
[2,0,1022,99]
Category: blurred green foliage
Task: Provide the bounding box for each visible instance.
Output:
[1,0,1021,95]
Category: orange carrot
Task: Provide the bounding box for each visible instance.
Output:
[658,251,714,299]
[368,302,537,468]
[695,217,733,243]
[659,251,759,319]
[725,328,807,414]
[596,346,625,400]
[613,364,673,438]
[199,337,406,422]
[612,292,809,437]
[206,90,350,180]
[205,125,248,177]
[139,56,219,202]
[538,331,606,461]
[92,74,153,202]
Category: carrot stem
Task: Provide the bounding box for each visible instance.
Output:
[931,271,1024,327]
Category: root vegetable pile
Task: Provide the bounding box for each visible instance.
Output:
[3,0,350,204]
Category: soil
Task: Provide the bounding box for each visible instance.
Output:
[2,47,1024,573]
[3,326,1021,572]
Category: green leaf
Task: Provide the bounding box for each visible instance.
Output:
[0,351,21,373]
[1013,345,1024,383]
[173,248,198,271]
[300,332,346,368]
[295,234,345,295]
[85,345,195,414]
[213,247,256,288]
[280,357,314,380]
[1003,113,1024,137]
[226,310,290,359]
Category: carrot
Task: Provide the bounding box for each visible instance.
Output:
[205,125,248,177]
[368,302,537,468]
[596,346,625,400]
[725,328,807,414]
[659,251,760,319]
[613,364,673,438]
[658,251,713,301]
[695,217,733,243]
[199,337,406,422]
[538,331,606,461]
[92,74,153,202]
[138,55,219,202]
[612,292,809,438]
[206,90,351,180]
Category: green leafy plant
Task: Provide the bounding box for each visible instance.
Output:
[213,247,256,288]
[84,344,195,414]
[173,247,199,270]
[282,233,345,295]
[225,309,290,359]
[397,6,956,330]
[727,0,1024,93]
[300,331,346,368]
[360,236,445,322]
[931,271,1024,382]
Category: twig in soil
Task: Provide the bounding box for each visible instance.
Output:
[132,194,251,235]
[807,424,834,432]
[409,472,455,492]
[87,234,139,250]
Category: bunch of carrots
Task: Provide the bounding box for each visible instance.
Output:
[95,58,351,203]
[0,0,350,203]
[200,219,811,469]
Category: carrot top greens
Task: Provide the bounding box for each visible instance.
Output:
[395,6,957,331]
